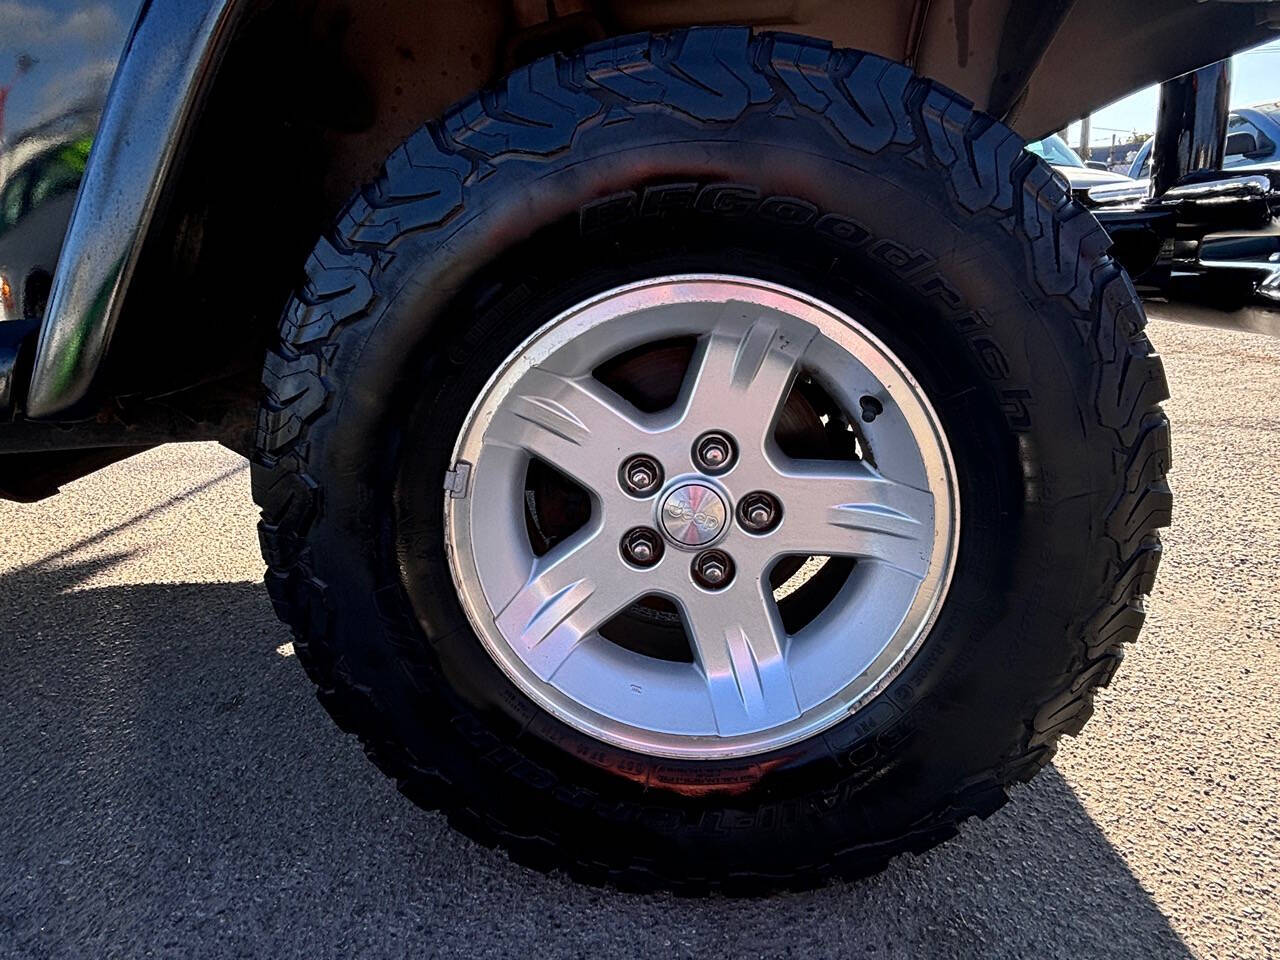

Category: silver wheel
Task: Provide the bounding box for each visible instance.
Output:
[444,275,959,759]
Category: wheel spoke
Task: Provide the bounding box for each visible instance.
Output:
[677,308,817,447]
[773,461,935,578]
[494,527,639,680]
[676,583,801,736]
[483,366,650,493]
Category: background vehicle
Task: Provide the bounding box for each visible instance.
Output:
[2,0,1278,890]
[1127,103,1280,178]
[1026,133,1136,198]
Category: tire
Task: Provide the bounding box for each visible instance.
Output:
[252,27,1171,891]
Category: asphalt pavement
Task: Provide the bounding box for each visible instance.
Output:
[1,319,1276,959]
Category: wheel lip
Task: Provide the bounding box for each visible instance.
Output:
[442,274,960,760]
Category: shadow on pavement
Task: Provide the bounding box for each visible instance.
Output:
[0,557,1194,960]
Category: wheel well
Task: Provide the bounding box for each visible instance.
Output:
[99,0,933,420]
[99,0,1279,425]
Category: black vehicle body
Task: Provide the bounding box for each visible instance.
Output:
[0,0,1278,500]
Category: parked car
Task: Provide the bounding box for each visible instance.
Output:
[1128,102,1280,179]
[1,0,1276,892]
[1026,133,1137,202]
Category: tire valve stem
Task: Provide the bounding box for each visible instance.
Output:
[860,395,884,424]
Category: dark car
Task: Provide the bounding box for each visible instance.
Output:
[1,0,1277,891]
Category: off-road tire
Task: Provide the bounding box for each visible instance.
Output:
[252,27,1171,891]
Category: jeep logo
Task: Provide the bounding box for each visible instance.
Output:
[658,483,727,546]
[666,500,719,530]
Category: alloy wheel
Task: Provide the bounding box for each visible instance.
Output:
[444,276,959,759]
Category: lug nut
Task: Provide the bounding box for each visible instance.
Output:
[621,527,663,567]
[694,432,735,472]
[692,549,734,589]
[738,491,781,533]
[620,455,662,496]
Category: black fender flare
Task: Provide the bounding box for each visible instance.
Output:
[24,0,250,419]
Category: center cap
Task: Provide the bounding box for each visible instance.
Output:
[659,482,728,546]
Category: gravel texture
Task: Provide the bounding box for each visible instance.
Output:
[0,319,1276,959]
